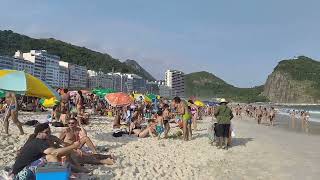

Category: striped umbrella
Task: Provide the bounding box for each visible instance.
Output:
[0,70,60,99]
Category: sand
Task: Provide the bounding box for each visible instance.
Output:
[1,112,320,180]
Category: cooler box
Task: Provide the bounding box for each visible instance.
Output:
[36,162,70,180]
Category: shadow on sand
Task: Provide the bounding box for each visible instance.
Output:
[231,137,254,147]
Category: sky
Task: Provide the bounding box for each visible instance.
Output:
[1,0,320,87]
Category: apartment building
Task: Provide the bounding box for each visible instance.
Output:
[165,70,185,97]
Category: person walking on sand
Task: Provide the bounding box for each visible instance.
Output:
[3,92,24,135]
[214,98,233,150]
[269,107,276,126]
[256,106,262,124]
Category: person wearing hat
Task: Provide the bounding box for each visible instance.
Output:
[214,98,233,149]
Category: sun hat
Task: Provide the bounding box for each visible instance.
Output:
[219,98,228,104]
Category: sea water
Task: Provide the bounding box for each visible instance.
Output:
[276,105,320,123]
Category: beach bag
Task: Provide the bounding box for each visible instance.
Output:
[207,122,216,142]
[51,122,65,127]
[112,131,123,137]
[24,120,39,126]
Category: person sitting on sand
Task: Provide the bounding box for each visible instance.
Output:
[155,110,165,139]
[59,118,115,165]
[11,123,83,179]
[3,92,24,135]
[59,118,97,154]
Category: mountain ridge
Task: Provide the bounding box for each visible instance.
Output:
[0,30,155,81]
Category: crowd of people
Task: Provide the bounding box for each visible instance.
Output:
[3,87,313,179]
[1,89,220,179]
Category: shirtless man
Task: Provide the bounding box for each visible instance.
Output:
[269,107,276,126]
[256,106,263,124]
[3,92,24,135]
[290,110,296,128]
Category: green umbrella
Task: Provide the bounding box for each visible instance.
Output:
[91,88,116,98]
[0,90,5,98]
[146,93,157,100]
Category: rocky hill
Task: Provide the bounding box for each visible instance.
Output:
[0,30,154,80]
[124,59,156,81]
[185,71,267,103]
[263,56,320,103]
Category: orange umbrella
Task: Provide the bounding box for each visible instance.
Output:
[105,92,133,107]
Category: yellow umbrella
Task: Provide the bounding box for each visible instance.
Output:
[40,97,59,108]
[0,70,59,99]
[194,100,205,107]
[133,93,152,103]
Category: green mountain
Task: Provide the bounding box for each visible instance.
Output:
[264,56,320,103]
[0,30,154,80]
[124,59,156,81]
[185,71,268,103]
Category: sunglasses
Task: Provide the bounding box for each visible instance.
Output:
[42,131,50,135]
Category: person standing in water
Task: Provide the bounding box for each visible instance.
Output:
[172,97,192,141]
[290,110,296,129]
[3,92,24,135]
[214,98,233,150]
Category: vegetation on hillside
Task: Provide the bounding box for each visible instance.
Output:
[0,30,154,80]
[274,56,320,97]
[185,71,268,103]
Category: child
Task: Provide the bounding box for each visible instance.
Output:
[155,110,164,139]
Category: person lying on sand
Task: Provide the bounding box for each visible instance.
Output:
[11,123,85,179]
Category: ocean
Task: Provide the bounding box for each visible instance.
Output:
[276,105,320,123]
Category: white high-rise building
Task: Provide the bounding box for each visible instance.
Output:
[58,62,69,88]
[0,55,14,70]
[165,70,185,97]
[59,61,87,88]
[88,70,113,89]
[13,58,34,75]
[16,50,60,87]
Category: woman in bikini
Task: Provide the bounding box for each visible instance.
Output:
[163,104,171,138]
[3,92,24,135]
[188,100,198,131]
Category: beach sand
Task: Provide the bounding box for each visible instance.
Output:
[1,112,320,180]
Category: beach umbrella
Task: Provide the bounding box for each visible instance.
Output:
[92,88,116,98]
[133,93,152,103]
[146,94,157,100]
[0,90,5,98]
[0,70,60,99]
[194,100,205,107]
[39,97,59,108]
[105,92,133,107]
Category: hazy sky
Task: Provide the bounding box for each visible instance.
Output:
[1,0,320,87]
